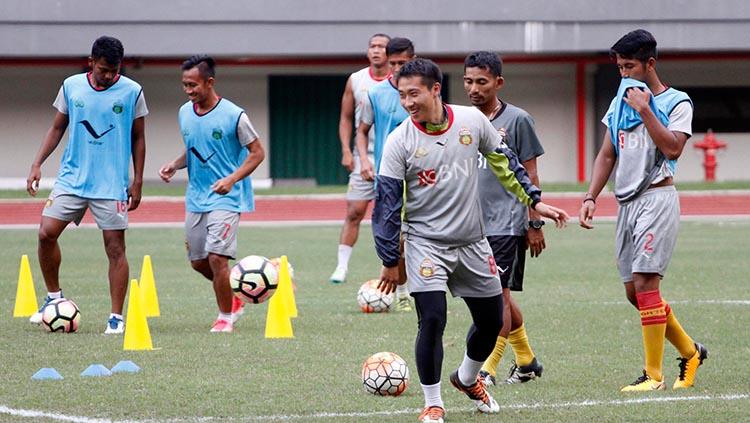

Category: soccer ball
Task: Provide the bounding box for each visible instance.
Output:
[41,298,80,333]
[361,351,410,396]
[357,279,393,313]
[230,255,279,304]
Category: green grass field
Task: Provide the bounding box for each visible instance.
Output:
[1,222,749,422]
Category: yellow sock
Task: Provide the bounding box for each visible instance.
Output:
[481,335,507,376]
[508,324,535,367]
[637,290,666,381]
[663,300,697,359]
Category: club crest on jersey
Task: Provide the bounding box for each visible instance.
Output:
[458,127,473,145]
[212,128,223,140]
[112,101,124,114]
[74,99,84,108]
[419,259,435,278]
[415,147,429,158]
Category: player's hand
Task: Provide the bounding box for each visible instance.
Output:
[360,158,375,181]
[211,177,235,195]
[623,87,651,114]
[579,198,596,229]
[127,182,142,211]
[27,165,41,197]
[158,162,177,183]
[341,150,354,172]
[526,227,546,257]
[533,202,569,228]
[378,265,402,295]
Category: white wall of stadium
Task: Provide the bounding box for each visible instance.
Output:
[1,57,749,188]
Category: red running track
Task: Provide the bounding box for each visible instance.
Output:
[1,193,749,225]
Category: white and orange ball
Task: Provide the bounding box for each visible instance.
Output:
[41,298,80,333]
[361,351,410,396]
[230,255,278,304]
[357,279,393,313]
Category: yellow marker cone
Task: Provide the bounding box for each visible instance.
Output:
[13,255,39,317]
[278,255,298,318]
[139,255,160,317]
[265,270,294,339]
[123,279,153,351]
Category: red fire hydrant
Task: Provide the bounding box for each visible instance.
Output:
[693,129,727,182]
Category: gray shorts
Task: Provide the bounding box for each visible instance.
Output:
[615,186,680,282]
[405,237,502,298]
[42,187,128,230]
[346,157,375,201]
[185,210,240,261]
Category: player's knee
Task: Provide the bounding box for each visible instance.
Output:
[38,226,58,244]
[104,242,126,261]
[625,290,638,307]
[418,308,447,336]
[345,207,366,224]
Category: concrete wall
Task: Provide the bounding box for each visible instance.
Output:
[2,1,750,56]
[1,57,748,187]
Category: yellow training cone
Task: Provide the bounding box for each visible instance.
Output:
[265,284,294,338]
[13,255,38,317]
[123,279,153,351]
[139,255,160,317]
[278,255,297,318]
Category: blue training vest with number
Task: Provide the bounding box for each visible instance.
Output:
[56,73,142,200]
[179,98,254,213]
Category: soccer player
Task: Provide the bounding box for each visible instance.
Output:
[159,55,265,333]
[579,29,707,391]
[26,36,147,334]
[355,37,415,311]
[374,58,568,423]
[463,51,546,386]
[329,33,391,284]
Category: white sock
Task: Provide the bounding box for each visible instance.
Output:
[458,352,484,386]
[336,244,353,271]
[421,382,444,408]
[218,312,232,322]
[48,291,63,299]
[109,313,123,321]
[396,284,409,299]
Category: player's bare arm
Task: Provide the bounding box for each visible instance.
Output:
[339,77,355,172]
[355,121,375,181]
[579,133,617,229]
[128,116,146,211]
[27,111,69,196]
[523,157,546,257]
[159,150,187,183]
[212,139,265,195]
[533,202,569,228]
[377,265,402,295]
[624,87,689,160]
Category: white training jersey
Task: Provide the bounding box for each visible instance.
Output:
[350,66,386,157]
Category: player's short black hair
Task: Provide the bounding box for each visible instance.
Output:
[370,33,391,43]
[610,29,658,63]
[386,37,415,57]
[181,55,216,80]
[91,36,124,66]
[396,58,442,89]
[464,51,503,77]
